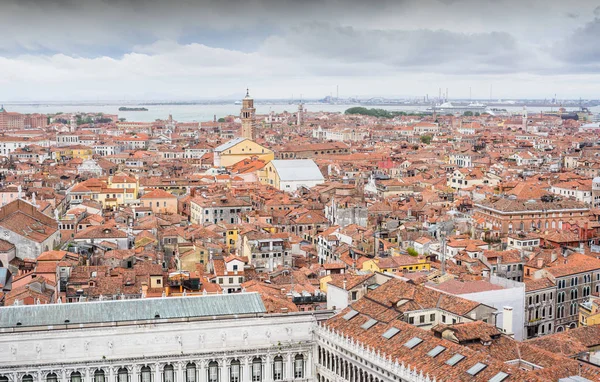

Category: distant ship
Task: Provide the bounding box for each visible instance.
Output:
[119,107,148,111]
[234,101,242,105]
[426,102,488,114]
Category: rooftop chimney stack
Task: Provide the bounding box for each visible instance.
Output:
[502,306,513,337]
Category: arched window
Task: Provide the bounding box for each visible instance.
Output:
[208,361,219,382]
[230,360,241,382]
[117,368,128,382]
[186,363,197,382]
[23,376,34,382]
[71,372,82,382]
[570,303,577,316]
[294,355,305,379]
[140,366,151,382]
[93,370,105,382]
[47,373,58,382]
[164,365,175,382]
[273,356,284,381]
[252,358,262,382]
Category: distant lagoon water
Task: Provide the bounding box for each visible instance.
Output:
[2,102,598,123]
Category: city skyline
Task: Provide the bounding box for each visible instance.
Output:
[1,0,600,101]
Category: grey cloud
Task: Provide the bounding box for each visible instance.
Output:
[0,0,410,55]
[553,17,600,67]
[261,23,524,75]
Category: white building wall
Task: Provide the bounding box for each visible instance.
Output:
[458,276,525,341]
[280,180,323,192]
[326,284,348,311]
[0,311,324,382]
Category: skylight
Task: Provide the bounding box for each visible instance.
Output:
[427,345,446,358]
[343,310,359,321]
[403,337,423,349]
[488,372,509,382]
[382,327,400,339]
[361,318,378,330]
[466,363,487,376]
[446,353,465,366]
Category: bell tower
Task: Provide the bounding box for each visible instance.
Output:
[240,89,256,140]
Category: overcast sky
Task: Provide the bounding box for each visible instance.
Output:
[1,0,600,101]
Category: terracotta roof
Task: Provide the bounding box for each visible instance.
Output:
[141,188,177,199]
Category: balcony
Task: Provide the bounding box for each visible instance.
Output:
[257,243,284,252]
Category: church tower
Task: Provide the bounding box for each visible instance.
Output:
[240,89,256,140]
[297,103,304,126]
[70,114,77,133]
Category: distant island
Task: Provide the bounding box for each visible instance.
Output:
[119,107,148,111]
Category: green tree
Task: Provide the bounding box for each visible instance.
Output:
[420,135,432,145]
[474,112,480,116]
[407,247,418,257]
[344,107,402,119]
[463,111,474,116]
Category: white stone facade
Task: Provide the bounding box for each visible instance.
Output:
[0,312,324,382]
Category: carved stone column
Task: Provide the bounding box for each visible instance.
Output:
[306,352,313,380]
[198,359,207,382]
[242,357,250,382]
[177,362,184,382]
[154,363,162,382]
[220,358,228,382]
[286,353,293,381]
[264,355,272,382]
[131,365,139,382]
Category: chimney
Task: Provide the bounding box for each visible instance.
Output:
[141,282,148,298]
[502,306,513,337]
[551,251,558,263]
[536,258,543,269]
[343,279,347,290]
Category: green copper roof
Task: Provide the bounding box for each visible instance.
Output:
[0,293,266,329]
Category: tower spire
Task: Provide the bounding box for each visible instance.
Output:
[240,89,256,140]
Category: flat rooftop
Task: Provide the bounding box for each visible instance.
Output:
[0,293,266,330]
[427,279,505,295]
